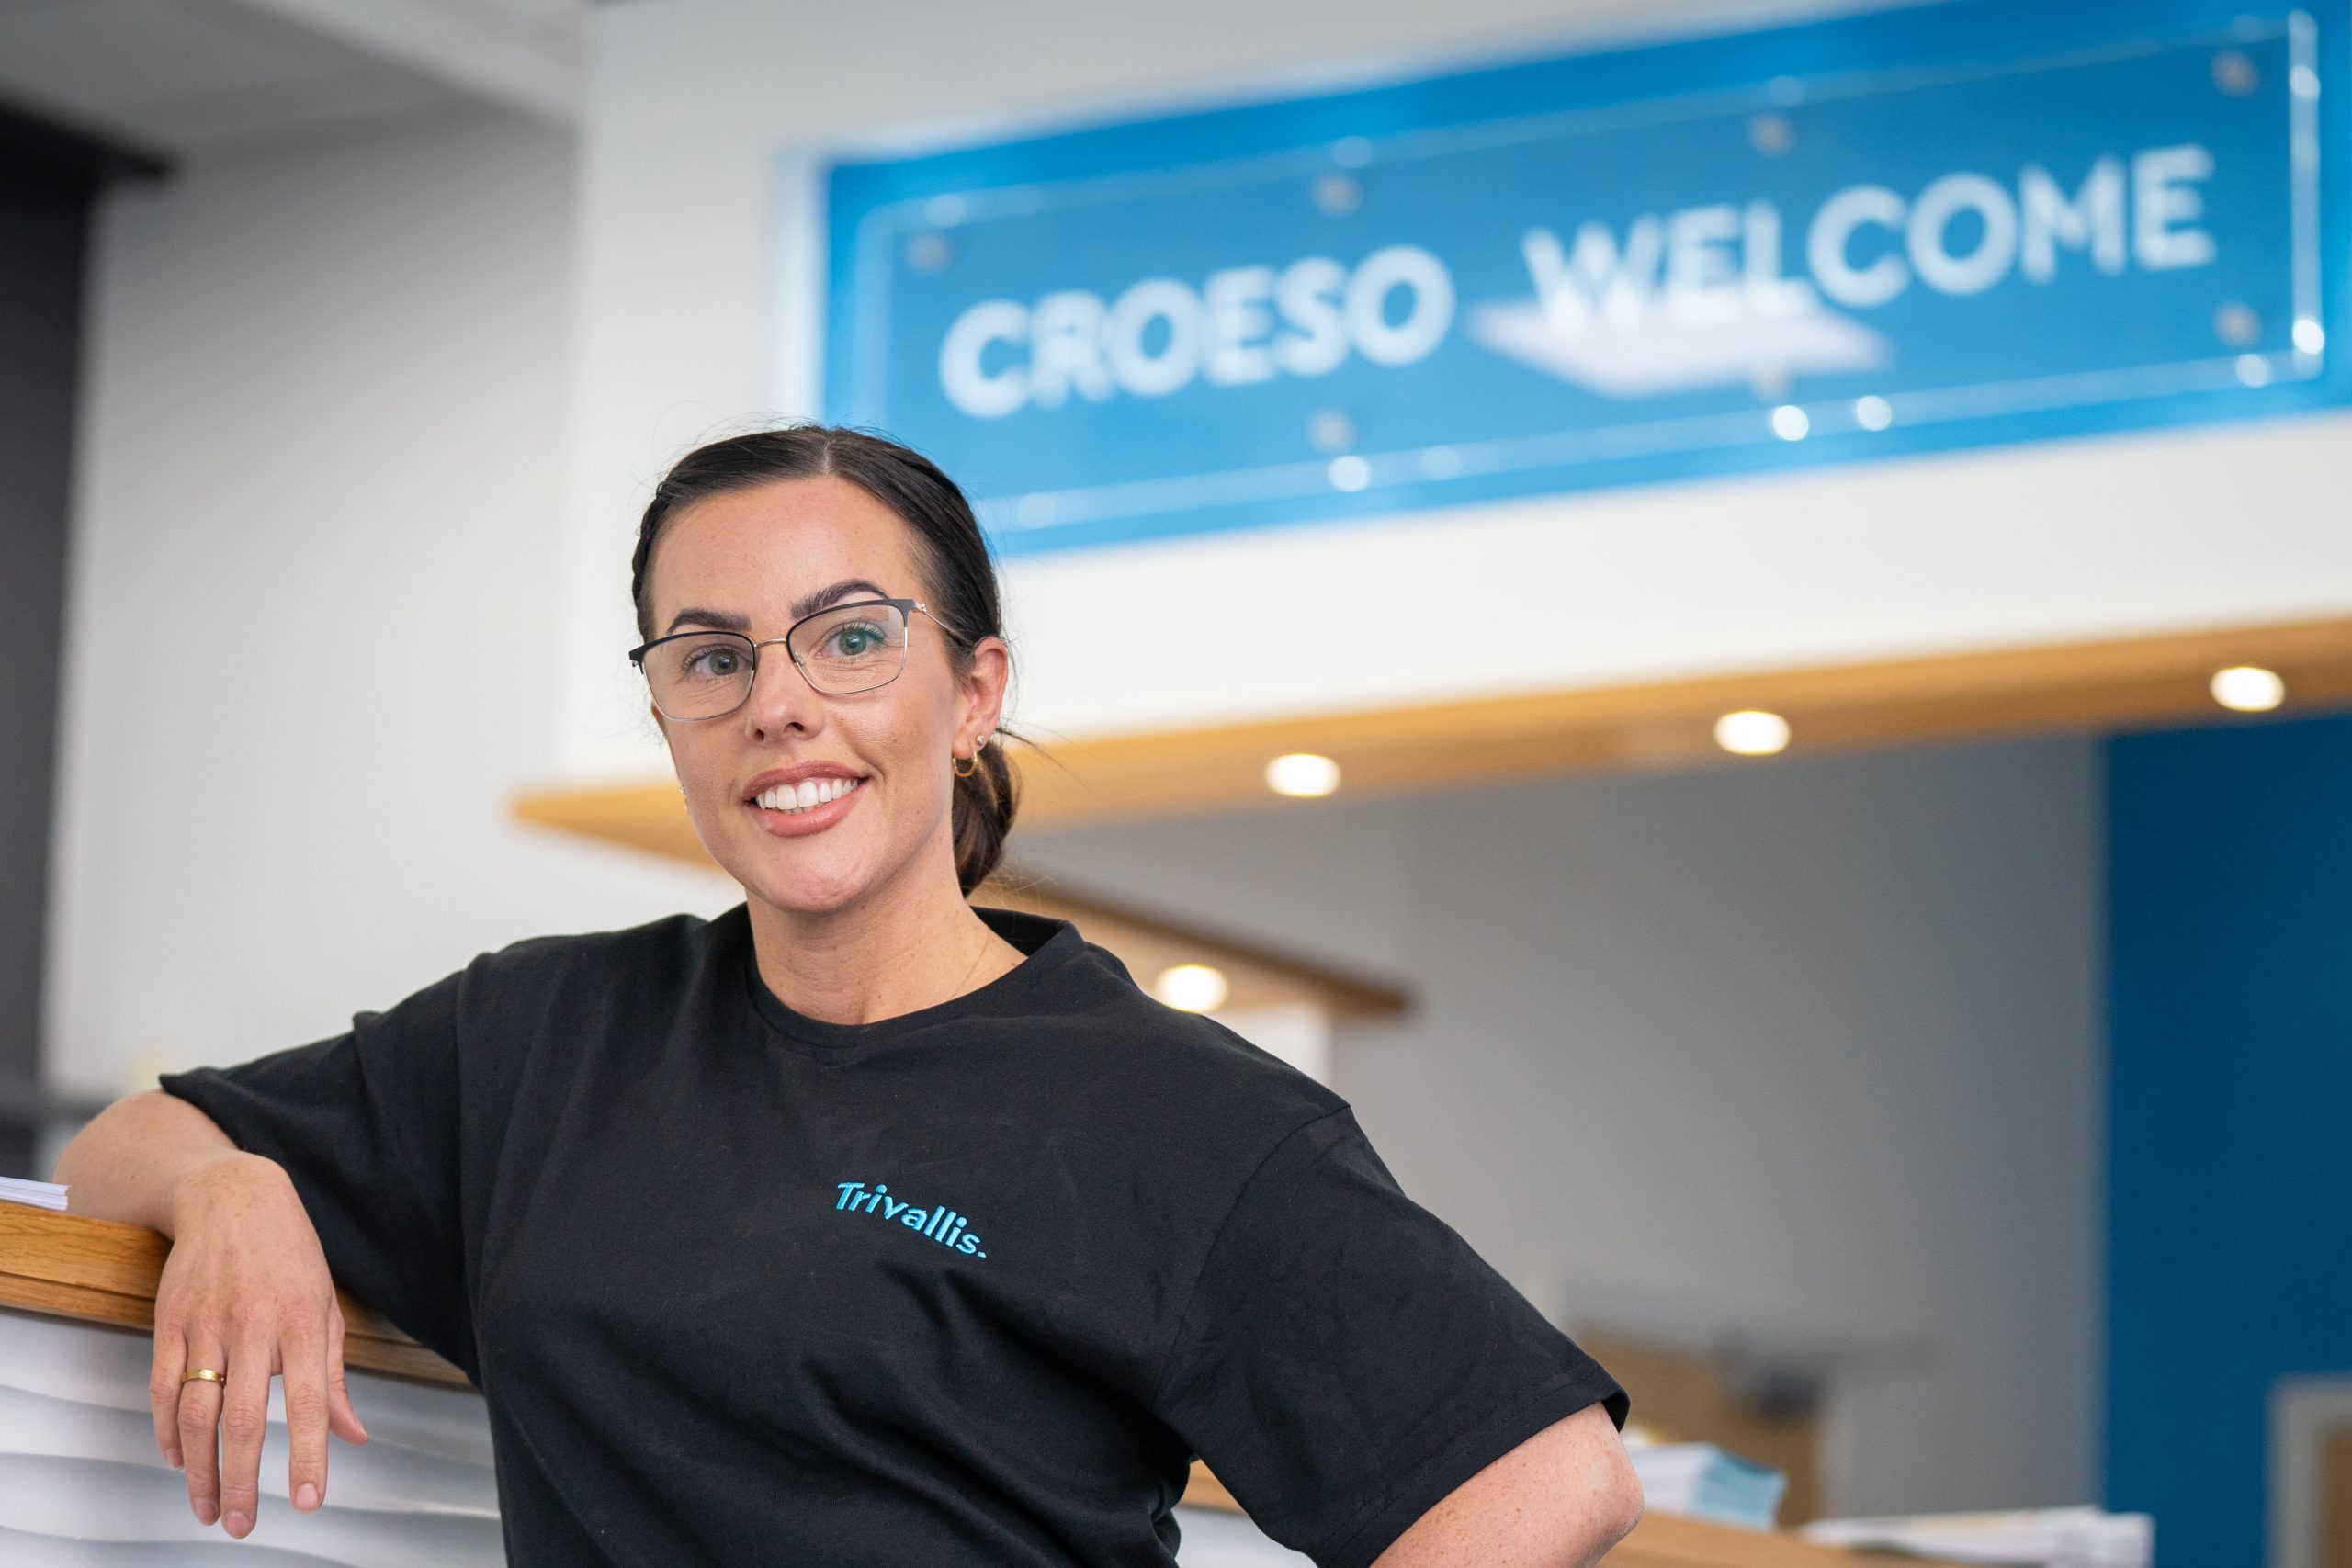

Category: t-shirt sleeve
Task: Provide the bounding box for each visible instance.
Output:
[1149,1105,1629,1568]
[155,965,476,1384]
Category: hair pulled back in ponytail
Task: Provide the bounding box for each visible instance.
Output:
[630,423,1021,897]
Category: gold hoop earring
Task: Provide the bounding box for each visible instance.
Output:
[953,750,978,778]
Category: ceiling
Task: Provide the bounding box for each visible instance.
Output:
[0,0,588,157]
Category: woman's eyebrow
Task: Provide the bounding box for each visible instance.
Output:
[663,606,752,635]
[662,580,893,637]
[790,577,892,618]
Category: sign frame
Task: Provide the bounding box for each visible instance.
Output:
[811,0,2352,557]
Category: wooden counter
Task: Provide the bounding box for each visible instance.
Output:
[0,1203,1950,1566]
[0,1201,468,1388]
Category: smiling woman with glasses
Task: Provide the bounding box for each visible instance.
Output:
[61,424,1639,1568]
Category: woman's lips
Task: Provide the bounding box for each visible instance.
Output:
[746,776,865,838]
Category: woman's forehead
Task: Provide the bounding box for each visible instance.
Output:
[654,477,919,603]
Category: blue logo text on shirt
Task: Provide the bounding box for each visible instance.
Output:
[834,1181,986,1257]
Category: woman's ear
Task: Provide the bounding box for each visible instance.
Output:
[962,637,1011,739]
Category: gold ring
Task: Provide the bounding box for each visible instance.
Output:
[181,1368,226,1386]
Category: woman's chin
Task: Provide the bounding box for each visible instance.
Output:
[739,852,875,918]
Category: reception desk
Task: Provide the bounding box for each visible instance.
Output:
[0,1204,1947,1566]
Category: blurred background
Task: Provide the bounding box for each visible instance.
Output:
[2,2,2347,1565]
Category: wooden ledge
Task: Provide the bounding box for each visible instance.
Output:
[980,870,1409,1017]
[1608,1512,1951,1567]
[0,1203,470,1391]
[518,614,2352,840]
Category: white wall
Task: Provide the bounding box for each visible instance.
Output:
[46,109,734,1102]
[557,0,2352,778]
[1012,733,2103,1518]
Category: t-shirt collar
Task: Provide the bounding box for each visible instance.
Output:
[740,902,1083,1052]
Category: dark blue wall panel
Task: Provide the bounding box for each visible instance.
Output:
[2106,706,2352,1566]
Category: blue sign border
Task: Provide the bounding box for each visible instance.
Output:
[812,0,2352,556]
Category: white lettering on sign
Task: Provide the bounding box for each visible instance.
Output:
[2019,157,2126,281]
[1537,143,2213,323]
[1808,184,1911,308]
[933,145,2218,418]
[935,300,1031,418]
[1104,278,1199,397]
[1203,265,1278,385]
[1907,172,2019,295]
[2132,143,2217,269]
[1526,202,1824,328]
[937,247,1454,418]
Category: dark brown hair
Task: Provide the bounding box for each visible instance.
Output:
[630,424,1020,896]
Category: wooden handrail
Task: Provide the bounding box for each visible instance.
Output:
[0,1202,469,1390]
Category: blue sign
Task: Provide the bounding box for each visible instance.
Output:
[816,0,2345,557]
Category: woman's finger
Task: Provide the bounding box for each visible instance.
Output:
[215,1333,274,1539]
[280,1314,331,1513]
[148,1317,188,1470]
[324,1301,368,1446]
[176,1333,228,1527]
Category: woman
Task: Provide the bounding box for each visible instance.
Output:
[53,425,1642,1567]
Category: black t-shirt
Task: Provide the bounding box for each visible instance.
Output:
[158,902,1626,1568]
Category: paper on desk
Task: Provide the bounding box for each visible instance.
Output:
[1803,1505,2152,1567]
[1625,1441,1786,1529]
[0,1177,68,1211]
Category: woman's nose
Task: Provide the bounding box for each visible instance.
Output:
[741,645,822,739]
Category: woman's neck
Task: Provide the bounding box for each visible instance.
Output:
[744,863,1026,1027]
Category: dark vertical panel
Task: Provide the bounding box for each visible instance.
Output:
[2105,707,2352,1566]
[0,147,91,1178]
[0,106,163,1177]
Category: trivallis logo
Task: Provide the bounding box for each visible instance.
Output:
[833,1181,986,1258]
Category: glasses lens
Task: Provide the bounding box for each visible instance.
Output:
[644,632,756,718]
[789,602,910,693]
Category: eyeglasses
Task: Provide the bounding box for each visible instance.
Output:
[629,597,947,720]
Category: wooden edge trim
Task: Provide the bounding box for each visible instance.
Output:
[1603,1510,1973,1566]
[517,615,2352,847]
[1177,1472,1962,1568]
[0,1205,473,1392]
[983,866,1411,1017]
[1028,612,2352,752]
[1182,1457,1239,1512]
[503,811,1417,1019]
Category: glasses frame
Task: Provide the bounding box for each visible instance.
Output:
[628,596,947,720]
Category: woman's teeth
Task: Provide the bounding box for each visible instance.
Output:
[757,776,863,814]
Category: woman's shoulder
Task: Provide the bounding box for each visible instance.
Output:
[481,905,730,962]
[448,905,743,1008]
[1044,940,1351,1140]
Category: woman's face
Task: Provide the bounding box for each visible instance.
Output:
[643,473,1007,918]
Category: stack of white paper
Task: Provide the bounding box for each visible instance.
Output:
[0,1177,68,1211]
[1626,1442,1785,1529]
[1803,1506,2153,1567]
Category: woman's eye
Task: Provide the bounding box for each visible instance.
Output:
[683,647,742,678]
[824,623,885,657]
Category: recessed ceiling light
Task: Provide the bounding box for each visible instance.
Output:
[1153,964,1229,1012]
[1266,752,1342,796]
[2211,665,2285,712]
[1715,709,1792,755]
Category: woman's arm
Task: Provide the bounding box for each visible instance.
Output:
[51,1090,370,1540]
[52,1089,246,1235]
[1371,1402,1645,1568]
